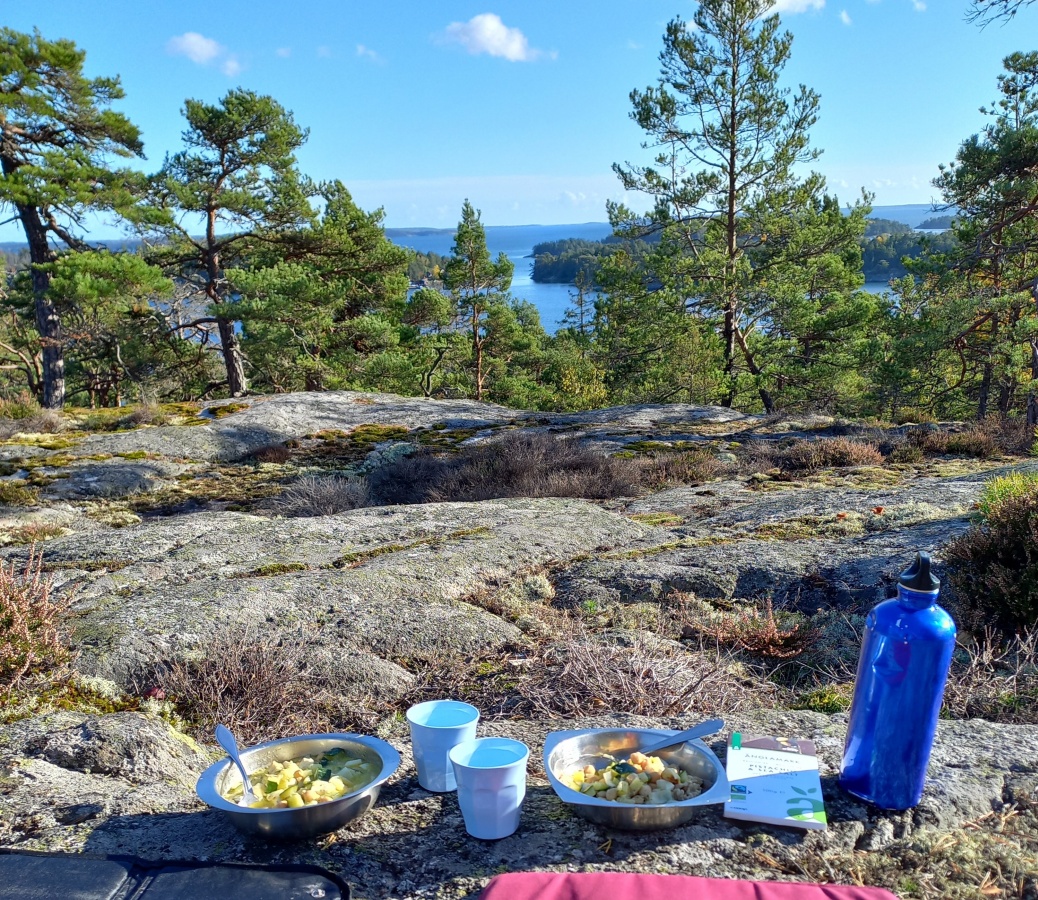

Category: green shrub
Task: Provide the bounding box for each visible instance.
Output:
[0,392,42,420]
[0,482,39,506]
[946,478,1038,632]
[792,685,852,714]
[892,407,937,425]
[977,473,1038,521]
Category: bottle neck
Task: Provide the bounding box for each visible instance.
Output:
[896,585,939,610]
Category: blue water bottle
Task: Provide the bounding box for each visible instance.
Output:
[839,552,956,810]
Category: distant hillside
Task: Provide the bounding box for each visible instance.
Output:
[856,204,956,229]
[385,223,612,259]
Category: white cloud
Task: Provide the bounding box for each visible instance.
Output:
[356,44,383,63]
[317,45,332,58]
[167,32,243,76]
[840,9,852,24]
[911,0,926,9]
[167,32,222,64]
[276,47,291,58]
[440,14,542,62]
[770,0,825,12]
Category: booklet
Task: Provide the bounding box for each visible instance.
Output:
[723,733,827,830]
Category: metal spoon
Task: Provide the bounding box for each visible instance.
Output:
[215,724,256,807]
[636,718,725,756]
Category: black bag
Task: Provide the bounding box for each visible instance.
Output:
[0,849,351,899]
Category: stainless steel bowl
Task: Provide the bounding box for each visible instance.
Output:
[196,732,400,839]
[543,728,729,831]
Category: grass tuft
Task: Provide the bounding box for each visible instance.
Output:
[271,474,370,517]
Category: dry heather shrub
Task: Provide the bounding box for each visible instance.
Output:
[122,404,170,427]
[943,629,1038,724]
[517,635,761,719]
[906,423,1001,458]
[0,392,42,421]
[399,648,531,721]
[640,450,725,487]
[887,440,925,464]
[691,598,817,659]
[369,432,644,505]
[272,474,369,517]
[978,415,1032,454]
[0,410,64,440]
[154,628,340,744]
[1,522,65,547]
[735,440,784,475]
[0,391,63,437]
[946,481,1038,633]
[248,444,293,464]
[780,437,884,473]
[0,547,73,693]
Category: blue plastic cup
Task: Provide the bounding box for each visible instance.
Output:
[449,737,529,840]
[406,700,480,792]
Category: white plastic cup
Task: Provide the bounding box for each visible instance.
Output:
[449,737,529,840]
[406,700,480,792]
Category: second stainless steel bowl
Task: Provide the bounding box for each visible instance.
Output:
[196,732,400,839]
[543,727,729,831]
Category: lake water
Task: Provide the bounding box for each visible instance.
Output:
[387,223,897,333]
[388,223,610,334]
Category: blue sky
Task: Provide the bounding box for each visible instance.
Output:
[3,0,1036,236]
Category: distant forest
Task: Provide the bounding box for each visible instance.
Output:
[530,218,960,285]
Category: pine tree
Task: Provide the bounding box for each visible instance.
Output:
[0,28,148,407]
[934,52,1038,420]
[611,0,867,412]
[144,89,316,397]
[442,201,513,401]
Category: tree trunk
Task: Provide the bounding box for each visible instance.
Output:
[734,323,776,414]
[471,303,484,402]
[722,305,737,407]
[32,267,65,410]
[721,26,740,410]
[0,144,64,408]
[977,362,993,419]
[217,317,247,397]
[22,208,64,408]
[1028,280,1038,427]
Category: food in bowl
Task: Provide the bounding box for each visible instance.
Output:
[221,747,378,809]
[562,751,704,804]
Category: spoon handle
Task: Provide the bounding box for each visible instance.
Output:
[638,718,725,756]
[215,724,255,803]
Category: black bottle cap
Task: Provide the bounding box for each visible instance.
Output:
[899,551,940,592]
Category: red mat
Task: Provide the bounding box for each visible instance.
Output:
[480,872,898,900]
